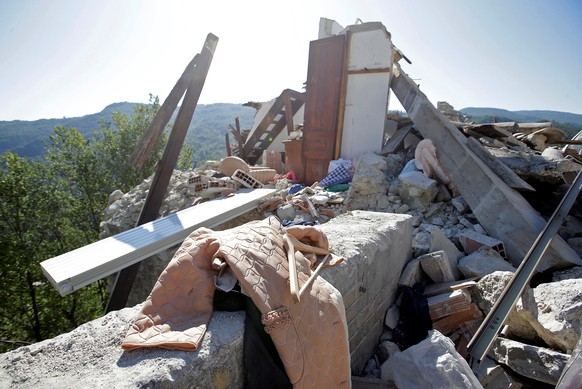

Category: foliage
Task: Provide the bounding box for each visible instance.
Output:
[0,98,193,352]
[0,102,256,161]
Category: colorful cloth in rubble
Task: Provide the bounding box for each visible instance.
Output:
[318,164,351,188]
[121,216,351,389]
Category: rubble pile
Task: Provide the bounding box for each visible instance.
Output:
[98,103,581,387]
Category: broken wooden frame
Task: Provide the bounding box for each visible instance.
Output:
[239,89,305,165]
[106,33,219,312]
[467,170,582,363]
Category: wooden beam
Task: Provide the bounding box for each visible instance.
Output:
[106,33,219,312]
[225,132,231,156]
[283,90,295,135]
[130,54,199,169]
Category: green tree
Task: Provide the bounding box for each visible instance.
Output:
[0,153,104,352]
[0,98,193,352]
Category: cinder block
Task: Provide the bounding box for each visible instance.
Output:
[460,230,507,258]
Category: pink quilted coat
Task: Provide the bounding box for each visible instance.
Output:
[122,216,351,388]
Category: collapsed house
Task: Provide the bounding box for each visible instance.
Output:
[2,18,582,389]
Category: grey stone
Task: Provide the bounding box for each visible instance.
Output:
[412,231,432,258]
[0,307,246,389]
[382,330,483,389]
[418,250,456,283]
[472,357,524,389]
[398,171,438,209]
[399,257,427,287]
[451,196,470,214]
[384,305,399,329]
[358,151,388,172]
[430,228,462,280]
[472,271,538,342]
[458,247,516,278]
[489,337,570,385]
[276,203,296,220]
[519,278,582,353]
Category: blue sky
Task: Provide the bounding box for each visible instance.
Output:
[1,0,581,120]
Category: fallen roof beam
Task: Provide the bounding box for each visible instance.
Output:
[390,63,582,271]
[40,188,275,297]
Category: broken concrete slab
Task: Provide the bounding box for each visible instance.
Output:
[429,228,462,280]
[515,277,582,353]
[0,307,246,389]
[398,171,439,210]
[390,62,582,271]
[381,330,483,389]
[489,337,570,386]
[458,247,516,278]
[472,357,526,389]
[459,230,506,258]
[320,210,413,374]
[418,250,456,283]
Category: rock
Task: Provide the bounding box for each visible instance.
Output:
[398,171,438,209]
[451,196,470,214]
[520,278,582,353]
[489,337,570,385]
[358,151,388,172]
[276,203,296,221]
[430,228,462,280]
[381,330,483,389]
[418,250,456,283]
[412,231,432,258]
[108,189,124,204]
[472,357,525,389]
[0,307,246,389]
[458,247,516,278]
[472,271,538,341]
[384,305,399,329]
[552,266,582,282]
[399,257,429,287]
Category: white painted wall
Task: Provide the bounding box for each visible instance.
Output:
[340,22,394,161]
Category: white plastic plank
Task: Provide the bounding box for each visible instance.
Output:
[41,188,275,296]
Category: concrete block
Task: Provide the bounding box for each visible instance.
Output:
[418,250,456,283]
[0,308,246,389]
[459,230,507,258]
[458,247,516,278]
[398,171,438,209]
[430,228,462,280]
[320,210,413,374]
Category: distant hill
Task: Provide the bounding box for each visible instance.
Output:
[0,102,256,161]
[460,107,582,126]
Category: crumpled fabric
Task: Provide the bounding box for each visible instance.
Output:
[122,216,351,389]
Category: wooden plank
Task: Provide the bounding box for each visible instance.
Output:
[432,303,483,335]
[423,278,478,298]
[380,124,412,155]
[241,89,305,165]
[302,35,347,184]
[130,54,198,169]
[107,34,219,312]
[41,188,275,297]
[225,132,231,156]
[390,62,581,271]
